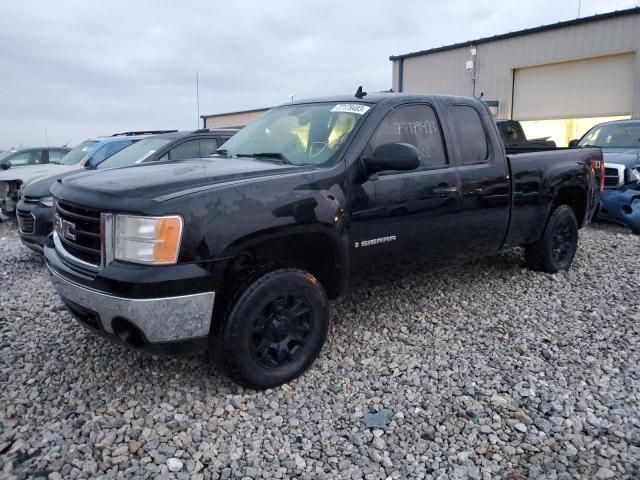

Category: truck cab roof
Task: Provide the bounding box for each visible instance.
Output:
[285,92,483,108]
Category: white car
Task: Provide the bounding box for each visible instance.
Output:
[0,134,151,216]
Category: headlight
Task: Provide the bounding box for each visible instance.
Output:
[114,214,183,265]
[39,196,54,207]
[629,165,640,183]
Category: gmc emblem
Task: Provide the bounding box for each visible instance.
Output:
[55,215,77,241]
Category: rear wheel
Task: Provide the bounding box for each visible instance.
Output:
[212,267,329,389]
[525,205,578,273]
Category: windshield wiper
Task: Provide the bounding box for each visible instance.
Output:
[236,152,293,164]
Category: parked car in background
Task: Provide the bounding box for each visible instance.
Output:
[497,120,556,152]
[45,93,601,388]
[95,128,239,170]
[0,147,71,170]
[17,129,236,252]
[1,132,168,217]
[572,119,640,233]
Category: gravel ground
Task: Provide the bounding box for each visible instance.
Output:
[1,219,639,480]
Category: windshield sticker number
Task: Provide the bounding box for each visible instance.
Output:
[331,104,370,115]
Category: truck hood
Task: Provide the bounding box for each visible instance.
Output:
[0,164,79,186]
[22,168,85,198]
[51,158,301,210]
[602,149,640,168]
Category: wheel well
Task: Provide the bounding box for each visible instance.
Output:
[553,186,587,227]
[211,232,342,333]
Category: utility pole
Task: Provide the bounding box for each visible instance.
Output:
[577,0,581,17]
[196,72,201,129]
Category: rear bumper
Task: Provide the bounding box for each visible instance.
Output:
[599,188,640,234]
[45,245,216,354]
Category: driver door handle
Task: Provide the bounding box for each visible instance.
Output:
[433,184,458,196]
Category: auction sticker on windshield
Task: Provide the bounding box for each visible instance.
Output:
[330,104,371,115]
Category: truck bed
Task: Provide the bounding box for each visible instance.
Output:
[504,147,602,247]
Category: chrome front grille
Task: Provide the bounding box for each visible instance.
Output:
[604,163,625,188]
[22,195,40,204]
[17,211,35,234]
[54,199,102,267]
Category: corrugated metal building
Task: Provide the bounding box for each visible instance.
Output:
[390,7,640,146]
[202,107,269,129]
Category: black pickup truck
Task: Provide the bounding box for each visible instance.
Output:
[45,93,603,388]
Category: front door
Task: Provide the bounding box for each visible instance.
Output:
[348,103,462,278]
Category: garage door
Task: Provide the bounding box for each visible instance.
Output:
[512,53,635,120]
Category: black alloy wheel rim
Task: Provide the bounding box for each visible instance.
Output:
[551,218,574,264]
[251,294,313,368]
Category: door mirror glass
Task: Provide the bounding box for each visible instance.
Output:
[568,139,579,148]
[363,143,420,173]
[1,161,11,170]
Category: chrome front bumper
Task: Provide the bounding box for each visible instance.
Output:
[48,266,215,343]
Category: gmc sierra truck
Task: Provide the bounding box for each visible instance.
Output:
[45,93,603,388]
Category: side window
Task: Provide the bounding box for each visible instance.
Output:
[7,150,41,166]
[367,105,447,170]
[48,150,67,163]
[169,140,202,160]
[198,138,218,157]
[449,105,488,165]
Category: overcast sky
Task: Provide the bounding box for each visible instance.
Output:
[0,0,636,149]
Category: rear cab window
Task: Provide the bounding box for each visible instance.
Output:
[448,105,489,165]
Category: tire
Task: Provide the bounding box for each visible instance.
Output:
[212,268,329,389]
[525,205,579,273]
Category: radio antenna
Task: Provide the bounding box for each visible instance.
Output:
[196,72,200,129]
[355,86,367,99]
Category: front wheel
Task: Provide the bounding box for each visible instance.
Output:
[212,268,329,389]
[525,205,579,273]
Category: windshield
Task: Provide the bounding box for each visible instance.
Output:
[577,123,640,149]
[98,137,171,169]
[57,140,99,165]
[219,102,370,165]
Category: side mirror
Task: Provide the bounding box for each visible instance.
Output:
[362,143,420,173]
[84,156,98,168]
[1,161,11,170]
[568,139,579,148]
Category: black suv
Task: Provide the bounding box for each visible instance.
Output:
[93,128,239,170]
[17,129,237,252]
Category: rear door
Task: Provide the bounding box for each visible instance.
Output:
[349,103,462,272]
[445,103,510,258]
